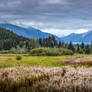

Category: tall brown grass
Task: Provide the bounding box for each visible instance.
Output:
[0,66,91,92]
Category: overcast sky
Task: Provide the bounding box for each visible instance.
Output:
[0,0,92,37]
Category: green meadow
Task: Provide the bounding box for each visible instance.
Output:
[0,54,91,68]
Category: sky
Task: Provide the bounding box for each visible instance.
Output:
[0,0,92,37]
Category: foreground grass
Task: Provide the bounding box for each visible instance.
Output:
[0,54,92,92]
[0,66,91,92]
[0,54,90,68]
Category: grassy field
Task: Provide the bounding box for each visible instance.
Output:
[0,54,92,92]
[0,54,91,68]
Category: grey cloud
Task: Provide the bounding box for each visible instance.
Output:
[0,0,92,36]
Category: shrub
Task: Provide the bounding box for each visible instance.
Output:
[10,46,28,54]
[9,48,16,54]
[59,48,73,55]
[46,48,61,56]
[30,48,47,56]
[30,48,73,56]
[16,56,22,60]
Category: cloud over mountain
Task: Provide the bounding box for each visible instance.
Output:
[0,0,92,36]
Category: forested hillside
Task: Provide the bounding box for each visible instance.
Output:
[0,27,92,55]
[0,27,29,50]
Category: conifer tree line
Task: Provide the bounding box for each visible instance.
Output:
[38,37,92,54]
[0,27,92,54]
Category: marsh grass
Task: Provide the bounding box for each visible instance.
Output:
[0,66,91,92]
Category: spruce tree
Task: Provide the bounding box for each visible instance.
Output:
[90,42,92,54]
[68,42,75,53]
[85,44,90,54]
[81,42,85,49]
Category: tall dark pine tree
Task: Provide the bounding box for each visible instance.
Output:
[81,42,85,49]
[85,44,90,54]
[39,38,43,47]
[58,41,62,48]
[77,44,80,53]
[90,42,92,54]
[40,35,58,48]
[47,35,57,47]
[68,42,75,53]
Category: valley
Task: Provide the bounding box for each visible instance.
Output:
[0,24,92,92]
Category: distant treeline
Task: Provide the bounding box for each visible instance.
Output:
[0,27,92,55]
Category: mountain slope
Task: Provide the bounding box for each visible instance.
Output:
[61,31,92,43]
[0,27,29,50]
[0,24,60,41]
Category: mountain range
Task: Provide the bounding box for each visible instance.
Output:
[0,24,60,41]
[0,24,92,44]
[61,31,92,44]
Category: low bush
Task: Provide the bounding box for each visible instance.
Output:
[10,46,28,54]
[16,56,22,60]
[30,48,73,56]
[30,48,47,56]
[46,49,61,56]
[59,48,73,55]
